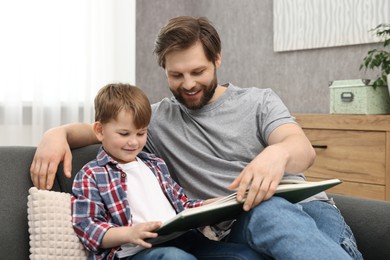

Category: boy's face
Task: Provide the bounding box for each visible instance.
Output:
[164,41,221,109]
[94,109,147,164]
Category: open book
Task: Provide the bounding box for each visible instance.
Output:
[151,178,341,242]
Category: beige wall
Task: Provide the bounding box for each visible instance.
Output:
[136,0,381,113]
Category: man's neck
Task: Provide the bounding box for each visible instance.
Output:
[209,84,228,104]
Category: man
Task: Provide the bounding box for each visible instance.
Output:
[31,16,362,259]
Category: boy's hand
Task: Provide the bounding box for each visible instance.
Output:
[127,222,162,248]
[203,197,223,205]
[102,221,162,249]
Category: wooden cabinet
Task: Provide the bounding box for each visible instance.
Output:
[293,113,390,201]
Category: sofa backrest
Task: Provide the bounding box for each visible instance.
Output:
[55,144,101,193]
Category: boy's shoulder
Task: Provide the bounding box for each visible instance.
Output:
[138,151,166,164]
[76,147,114,176]
[78,158,108,175]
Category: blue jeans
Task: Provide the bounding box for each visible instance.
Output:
[227,197,363,260]
[123,229,260,260]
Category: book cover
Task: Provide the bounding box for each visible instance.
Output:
[154,178,341,237]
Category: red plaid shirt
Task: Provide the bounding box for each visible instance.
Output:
[72,147,203,260]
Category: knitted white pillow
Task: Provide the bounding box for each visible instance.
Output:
[27,187,88,260]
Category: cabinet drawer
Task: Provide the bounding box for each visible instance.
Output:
[308,177,385,200]
[303,129,386,185]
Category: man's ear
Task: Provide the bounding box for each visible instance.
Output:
[215,53,222,69]
[93,122,104,142]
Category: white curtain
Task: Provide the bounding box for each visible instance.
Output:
[0,0,135,146]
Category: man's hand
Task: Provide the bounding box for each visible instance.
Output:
[228,123,315,211]
[228,145,285,211]
[30,123,99,190]
[30,127,72,190]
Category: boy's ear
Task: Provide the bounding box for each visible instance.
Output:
[93,122,104,142]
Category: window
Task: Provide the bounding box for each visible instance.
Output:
[0,0,135,145]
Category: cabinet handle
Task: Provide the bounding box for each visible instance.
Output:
[341,92,354,102]
[312,145,327,149]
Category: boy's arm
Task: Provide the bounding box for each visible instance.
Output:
[72,168,113,253]
[101,223,162,249]
[30,123,98,190]
[72,166,161,251]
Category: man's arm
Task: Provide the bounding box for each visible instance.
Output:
[30,123,98,190]
[229,123,315,211]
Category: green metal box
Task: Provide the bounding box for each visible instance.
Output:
[329,79,390,114]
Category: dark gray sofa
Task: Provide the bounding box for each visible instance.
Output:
[1,145,390,259]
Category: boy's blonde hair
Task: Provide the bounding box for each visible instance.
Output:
[94,83,151,129]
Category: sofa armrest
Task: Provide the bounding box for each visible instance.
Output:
[0,146,39,259]
[0,145,99,259]
[330,193,390,260]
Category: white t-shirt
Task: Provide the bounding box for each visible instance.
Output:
[117,157,176,258]
[121,157,176,224]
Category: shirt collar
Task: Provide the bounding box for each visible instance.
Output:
[96,146,115,167]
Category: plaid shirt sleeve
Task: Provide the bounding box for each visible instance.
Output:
[71,165,116,253]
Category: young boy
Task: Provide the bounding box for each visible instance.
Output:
[71,83,259,260]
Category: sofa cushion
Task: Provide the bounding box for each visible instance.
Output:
[330,194,390,260]
[27,187,87,259]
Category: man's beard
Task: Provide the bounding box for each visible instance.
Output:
[172,74,218,110]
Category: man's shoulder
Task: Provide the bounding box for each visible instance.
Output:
[227,85,277,105]
[150,97,183,126]
[152,97,178,110]
[233,84,273,94]
[227,83,274,96]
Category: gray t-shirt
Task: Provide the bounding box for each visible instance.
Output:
[146,83,305,199]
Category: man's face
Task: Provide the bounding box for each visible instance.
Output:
[164,41,221,109]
